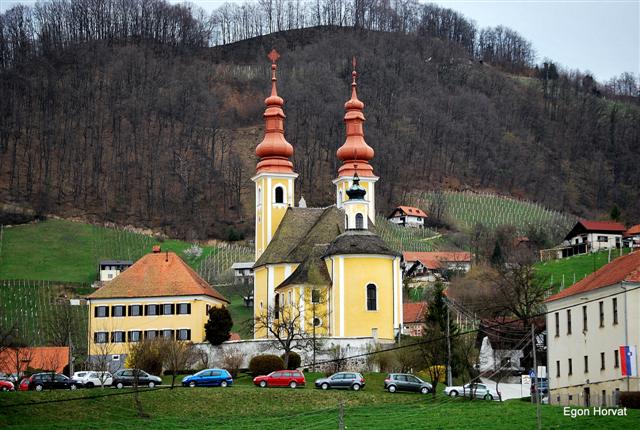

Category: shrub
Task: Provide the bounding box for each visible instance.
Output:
[281,351,301,370]
[205,307,233,346]
[127,339,163,376]
[620,392,640,409]
[221,348,244,378]
[249,354,284,376]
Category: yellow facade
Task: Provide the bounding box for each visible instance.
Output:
[253,173,297,260]
[87,296,225,356]
[253,263,299,338]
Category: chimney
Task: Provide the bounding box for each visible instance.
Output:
[152,245,161,253]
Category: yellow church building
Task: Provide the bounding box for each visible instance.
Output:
[253,51,403,342]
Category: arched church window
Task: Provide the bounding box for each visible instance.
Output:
[355,213,364,229]
[257,187,262,206]
[275,186,284,204]
[274,294,280,319]
[338,190,343,205]
[366,284,377,311]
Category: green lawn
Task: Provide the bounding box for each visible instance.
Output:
[536,249,631,293]
[0,373,636,429]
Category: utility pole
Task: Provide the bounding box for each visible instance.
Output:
[312,302,316,373]
[68,330,74,376]
[338,400,345,430]
[447,305,452,387]
[532,323,541,430]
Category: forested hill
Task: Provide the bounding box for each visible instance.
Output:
[1,1,639,240]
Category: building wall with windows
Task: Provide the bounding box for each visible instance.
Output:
[546,282,640,406]
[87,295,226,356]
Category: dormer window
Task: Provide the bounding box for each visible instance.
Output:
[356,213,364,229]
[274,186,284,204]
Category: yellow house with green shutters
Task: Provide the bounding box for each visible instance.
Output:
[252,52,402,342]
[86,247,228,369]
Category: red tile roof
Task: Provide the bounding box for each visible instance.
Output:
[0,347,69,374]
[625,224,640,237]
[88,250,228,302]
[392,206,428,218]
[403,251,472,264]
[546,251,640,302]
[577,220,626,232]
[228,333,241,341]
[403,302,428,323]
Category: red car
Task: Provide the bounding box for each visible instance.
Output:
[18,378,30,391]
[0,380,15,391]
[253,370,305,388]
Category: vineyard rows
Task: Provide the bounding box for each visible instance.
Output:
[374,216,442,252]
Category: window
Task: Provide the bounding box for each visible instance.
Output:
[614,350,619,368]
[128,331,142,343]
[313,317,322,327]
[366,284,377,311]
[345,214,349,228]
[556,361,560,377]
[145,304,159,316]
[206,304,211,314]
[613,298,618,325]
[554,312,559,337]
[338,190,342,205]
[111,331,125,343]
[177,329,191,340]
[112,306,125,317]
[177,303,191,315]
[582,305,587,332]
[597,235,608,242]
[274,186,284,204]
[599,301,604,327]
[567,309,572,334]
[144,330,157,340]
[355,213,364,229]
[275,294,280,319]
[288,291,292,305]
[162,304,175,315]
[128,305,142,316]
[584,355,589,373]
[568,358,573,375]
[161,329,174,339]
[257,187,262,206]
[601,352,605,370]
[94,332,108,344]
[312,289,320,304]
[95,306,109,318]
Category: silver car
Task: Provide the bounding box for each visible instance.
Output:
[443,383,500,400]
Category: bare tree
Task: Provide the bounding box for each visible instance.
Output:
[163,339,197,388]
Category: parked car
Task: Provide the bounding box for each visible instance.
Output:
[111,369,162,389]
[444,383,500,400]
[253,370,305,388]
[384,373,432,394]
[72,371,113,388]
[27,373,82,391]
[182,369,233,388]
[314,372,365,391]
[18,378,29,391]
[0,379,15,391]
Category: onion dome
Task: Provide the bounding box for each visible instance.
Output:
[255,49,294,174]
[336,57,375,177]
[346,172,366,200]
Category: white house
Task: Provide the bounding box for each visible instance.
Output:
[402,251,471,282]
[545,251,640,407]
[562,220,626,255]
[98,260,133,282]
[387,206,428,228]
[624,225,640,249]
[231,262,254,279]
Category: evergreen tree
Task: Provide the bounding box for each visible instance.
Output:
[204,307,233,346]
[610,205,621,221]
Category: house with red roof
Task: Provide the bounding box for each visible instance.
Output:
[624,224,640,249]
[402,302,428,337]
[545,251,640,406]
[86,246,229,371]
[388,206,428,228]
[563,220,626,255]
[403,251,472,282]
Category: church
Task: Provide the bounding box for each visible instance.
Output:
[252,50,403,342]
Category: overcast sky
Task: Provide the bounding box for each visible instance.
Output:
[1,0,638,81]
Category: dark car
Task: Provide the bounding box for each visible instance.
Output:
[182,369,233,388]
[314,372,365,391]
[384,373,432,394]
[112,369,162,389]
[28,373,81,391]
[253,370,305,388]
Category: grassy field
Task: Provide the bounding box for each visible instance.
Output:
[414,191,575,235]
[375,216,445,252]
[536,249,631,294]
[0,372,636,429]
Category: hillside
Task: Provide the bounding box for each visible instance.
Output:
[1,3,639,241]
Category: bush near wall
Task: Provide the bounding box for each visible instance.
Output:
[620,392,640,409]
[249,355,284,376]
[282,352,301,370]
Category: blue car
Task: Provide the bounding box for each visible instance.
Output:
[182,369,233,388]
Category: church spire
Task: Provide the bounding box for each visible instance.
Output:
[255,49,294,174]
[336,57,374,177]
